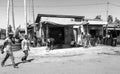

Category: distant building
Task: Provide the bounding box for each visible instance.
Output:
[0,28,6,39]
[35,14,85,47]
[84,19,107,37]
[103,23,120,38]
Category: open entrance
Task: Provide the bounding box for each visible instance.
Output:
[89,29,99,38]
[49,27,64,44]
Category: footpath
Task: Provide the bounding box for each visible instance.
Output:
[0,45,120,59]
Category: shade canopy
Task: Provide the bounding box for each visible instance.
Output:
[40,17,87,26]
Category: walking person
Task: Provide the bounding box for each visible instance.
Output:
[1,33,17,68]
[21,35,30,62]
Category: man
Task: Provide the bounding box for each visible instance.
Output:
[21,35,30,62]
[1,33,17,68]
[86,33,91,47]
[84,33,91,48]
[70,39,76,47]
[46,38,54,50]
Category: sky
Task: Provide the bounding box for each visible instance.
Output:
[0,0,120,29]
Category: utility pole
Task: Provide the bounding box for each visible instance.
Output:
[106,2,109,36]
[11,0,15,32]
[86,20,89,34]
[6,0,10,37]
[24,0,27,35]
[28,0,31,22]
[32,0,35,32]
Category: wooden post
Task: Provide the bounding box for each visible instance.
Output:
[87,23,88,34]
[6,0,10,37]
[11,0,15,32]
[32,0,35,32]
[46,24,48,46]
[106,2,109,36]
[24,0,27,35]
[39,22,42,37]
[86,20,89,34]
[46,24,48,39]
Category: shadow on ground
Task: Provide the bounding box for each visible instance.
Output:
[5,59,34,67]
[98,50,120,55]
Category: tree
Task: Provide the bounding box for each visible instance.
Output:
[114,17,120,24]
[114,17,120,28]
[95,15,102,20]
[107,15,113,24]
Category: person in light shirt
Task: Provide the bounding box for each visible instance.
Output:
[21,34,30,62]
[1,33,17,68]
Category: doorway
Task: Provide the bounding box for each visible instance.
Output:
[49,27,64,44]
[90,29,99,38]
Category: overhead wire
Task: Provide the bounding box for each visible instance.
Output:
[110,3,120,7]
[0,2,106,8]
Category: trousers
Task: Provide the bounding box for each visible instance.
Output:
[21,50,28,61]
[1,52,15,67]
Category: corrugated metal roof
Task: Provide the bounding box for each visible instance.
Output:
[36,14,84,23]
[103,23,120,27]
[41,17,86,25]
[88,20,107,25]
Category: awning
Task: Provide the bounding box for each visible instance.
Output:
[107,28,120,30]
[41,17,87,26]
[87,20,107,25]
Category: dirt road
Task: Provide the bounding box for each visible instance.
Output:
[0,45,120,74]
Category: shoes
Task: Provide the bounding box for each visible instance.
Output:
[1,62,4,67]
[13,65,18,68]
[13,64,18,68]
[21,58,27,63]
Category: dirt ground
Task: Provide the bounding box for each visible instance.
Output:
[0,45,120,74]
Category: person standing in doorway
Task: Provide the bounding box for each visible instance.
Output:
[1,33,17,68]
[46,38,54,50]
[21,35,30,62]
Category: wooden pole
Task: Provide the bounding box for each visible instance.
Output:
[11,0,15,32]
[46,24,48,46]
[6,0,10,37]
[32,0,35,32]
[46,24,48,39]
[24,0,27,35]
[86,20,89,34]
[106,2,109,36]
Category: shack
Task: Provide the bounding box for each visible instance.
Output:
[104,23,120,44]
[35,14,85,47]
[0,28,6,39]
[83,19,107,38]
[104,23,120,38]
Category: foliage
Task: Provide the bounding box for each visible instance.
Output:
[107,15,113,24]
[95,15,102,20]
[114,17,120,24]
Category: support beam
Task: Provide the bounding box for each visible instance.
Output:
[32,0,35,32]
[11,0,15,32]
[24,0,27,35]
[6,0,10,37]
